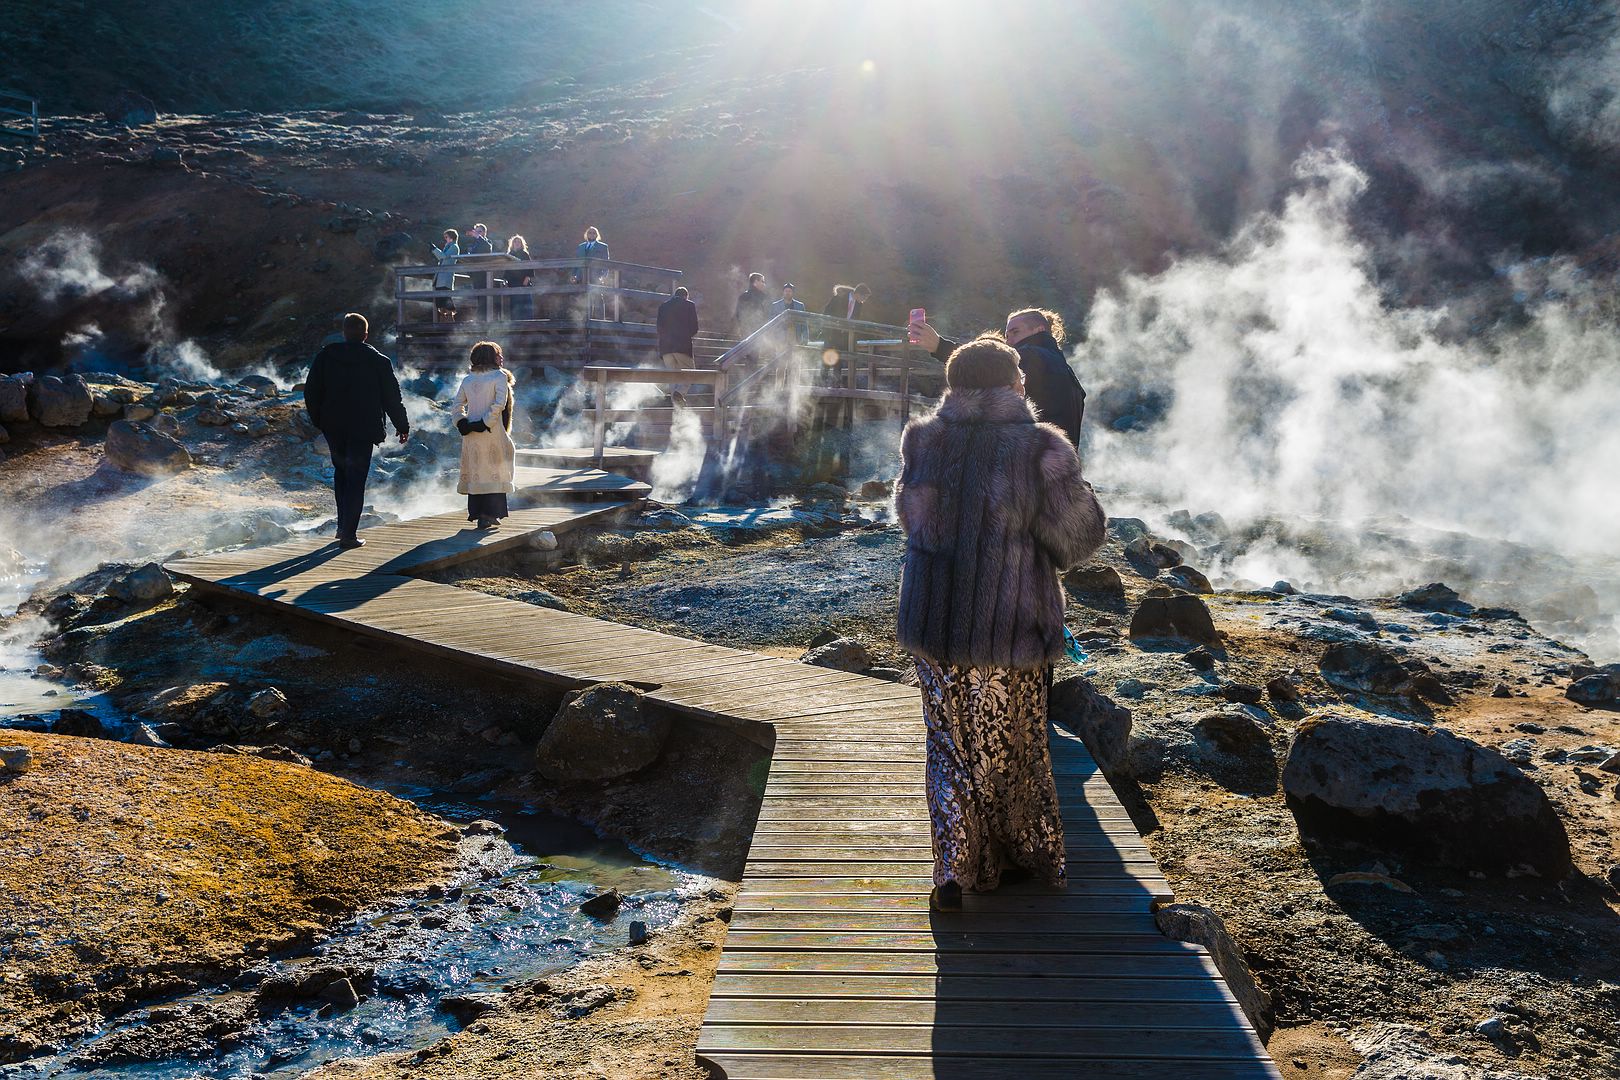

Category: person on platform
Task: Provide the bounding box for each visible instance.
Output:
[909,307,1086,446]
[576,227,611,317]
[503,234,534,320]
[304,313,410,549]
[893,336,1105,912]
[462,224,495,316]
[576,226,609,260]
[657,285,701,403]
[464,223,494,256]
[769,282,808,343]
[431,229,459,319]
[823,282,872,321]
[734,272,771,339]
[454,341,518,530]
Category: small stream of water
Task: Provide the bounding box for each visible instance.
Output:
[2,789,703,1079]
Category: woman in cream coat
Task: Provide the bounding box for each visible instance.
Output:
[455,341,517,529]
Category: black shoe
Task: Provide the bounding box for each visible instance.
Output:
[929,882,963,912]
[476,518,499,530]
[998,865,1032,887]
[338,536,365,550]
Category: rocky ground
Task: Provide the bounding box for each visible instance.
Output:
[448,494,1620,1080]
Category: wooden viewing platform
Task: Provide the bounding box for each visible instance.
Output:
[164,485,1279,1079]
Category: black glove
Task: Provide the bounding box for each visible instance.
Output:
[455,417,472,436]
[468,420,490,433]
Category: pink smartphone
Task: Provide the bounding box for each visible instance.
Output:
[908,307,926,343]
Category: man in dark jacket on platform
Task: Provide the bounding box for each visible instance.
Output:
[304,313,410,549]
[910,306,1086,446]
[657,286,701,400]
[734,272,771,339]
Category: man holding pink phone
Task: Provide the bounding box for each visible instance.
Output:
[908,307,1086,446]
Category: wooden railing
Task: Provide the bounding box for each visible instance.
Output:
[393,256,682,326]
[561,311,945,465]
[0,89,39,143]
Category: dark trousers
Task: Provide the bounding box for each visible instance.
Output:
[467,492,509,521]
[326,431,374,541]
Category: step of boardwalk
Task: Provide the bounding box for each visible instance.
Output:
[516,446,661,480]
[162,497,1280,1080]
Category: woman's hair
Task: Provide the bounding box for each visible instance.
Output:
[1008,306,1066,346]
[443,228,459,242]
[946,336,1022,390]
[507,235,528,255]
[583,226,601,241]
[469,340,505,371]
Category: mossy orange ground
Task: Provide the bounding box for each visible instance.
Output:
[0,731,457,1050]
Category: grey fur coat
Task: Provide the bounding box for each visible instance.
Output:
[895,387,1106,670]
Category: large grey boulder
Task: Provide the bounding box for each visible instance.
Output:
[1155,903,1272,1040]
[109,562,174,603]
[1282,713,1571,878]
[1319,641,1412,696]
[800,636,872,673]
[0,376,27,422]
[29,375,94,427]
[1049,675,1132,776]
[535,683,670,782]
[1128,591,1220,646]
[105,420,191,476]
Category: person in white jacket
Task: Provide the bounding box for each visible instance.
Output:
[455,341,517,529]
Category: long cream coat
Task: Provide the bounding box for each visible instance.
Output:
[455,369,517,495]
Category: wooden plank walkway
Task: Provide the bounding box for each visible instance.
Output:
[163,496,1279,1079]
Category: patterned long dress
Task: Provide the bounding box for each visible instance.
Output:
[915,657,1067,891]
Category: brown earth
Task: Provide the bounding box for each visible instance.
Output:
[0,728,458,1059]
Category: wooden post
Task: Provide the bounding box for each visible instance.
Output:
[592,367,609,468]
[899,353,912,423]
[714,368,728,447]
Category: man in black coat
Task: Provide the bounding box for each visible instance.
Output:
[734,272,770,339]
[656,286,701,400]
[304,313,410,548]
[911,307,1086,446]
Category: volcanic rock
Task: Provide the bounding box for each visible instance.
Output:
[1319,641,1413,696]
[29,375,93,428]
[1396,582,1474,615]
[54,709,106,738]
[0,745,33,774]
[579,888,623,920]
[1128,592,1220,646]
[1162,565,1213,593]
[246,688,289,720]
[105,420,191,476]
[1567,675,1617,706]
[1156,903,1272,1039]
[237,374,279,399]
[1063,564,1125,598]
[1125,535,1184,570]
[535,683,669,782]
[1049,675,1133,776]
[104,90,158,127]
[91,392,123,417]
[0,376,27,422]
[110,563,173,604]
[1220,683,1266,706]
[800,636,872,673]
[1281,713,1572,878]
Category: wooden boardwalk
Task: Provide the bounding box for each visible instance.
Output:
[164,498,1279,1079]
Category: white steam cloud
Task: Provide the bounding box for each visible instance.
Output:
[1080,148,1620,654]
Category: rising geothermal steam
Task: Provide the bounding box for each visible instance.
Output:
[1080,148,1620,652]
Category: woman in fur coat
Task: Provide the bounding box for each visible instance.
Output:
[455,341,517,529]
[894,336,1106,911]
